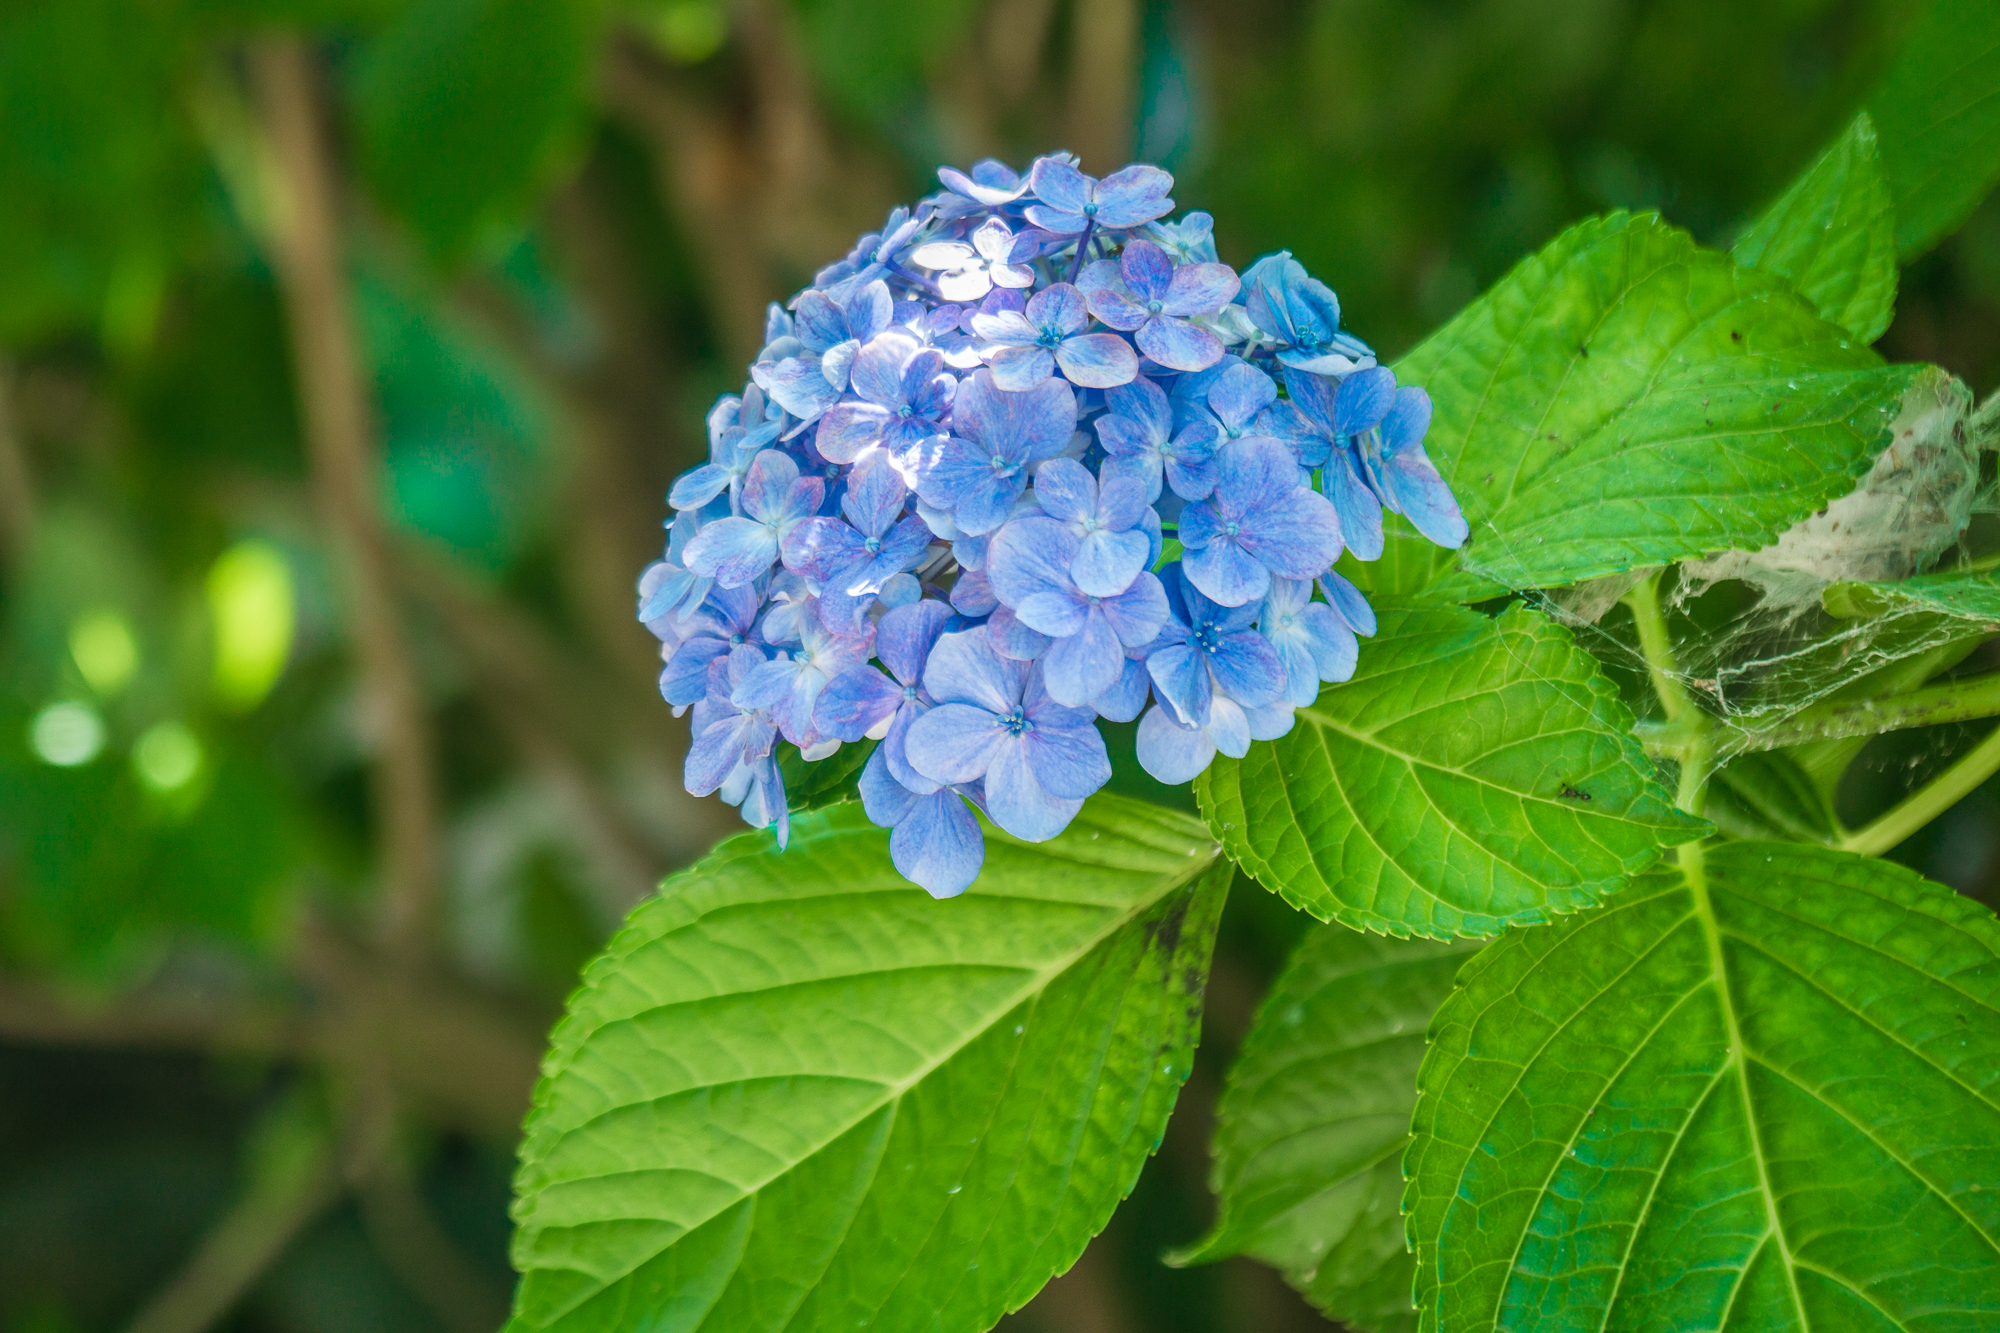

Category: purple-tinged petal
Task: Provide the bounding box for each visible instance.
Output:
[1318,569,1376,637]
[1023,203,1090,235]
[1183,538,1271,607]
[877,598,952,685]
[950,568,998,617]
[1104,374,1171,438]
[859,744,921,825]
[954,369,1077,463]
[989,516,1082,606]
[1119,241,1174,302]
[756,354,843,422]
[922,627,1026,713]
[851,331,918,406]
[814,665,903,741]
[669,463,732,511]
[1146,642,1213,726]
[685,517,780,588]
[1208,631,1286,707]
[1161,262,1240,318]
[1030,458,1097,525]
[989,345,1056,391]
[1095,655,1151,722]
[661,638,733,707]
[1027,282,1089,336]
[1054,333,1139,389]
[1038,607,1124,707]
[1021,701,1111,800]
[1206,696,1252,758]
[1071,528,1149,598]
[1374,444,1468,548]
[1206,362,1277,432]
[905,703,1009,784]
[1089,164,1175,227]
[1029,157,1092,213]
[1214,437,1301,514]
[793,290,847,351]
[892,790,985,897]
[1096,474,1148,531]
[1136,704,1215,784]
[987,604,1053,659]
[1332,366,1396,437]
[1239,485,1344,579]
[982,740,1084,841]
[845,281,894,343]
[842,457,909,537]
[971,309,1042,346]
[1099,571,1169,644]
[1136,317,1224,373]
[1086,288,1151,332]
[1323,450,1384,561]
[1378,385,1433,455]
[814,402,891,464]
[954,472,1029,536]
[780,516,868,581]
[882,704,940,794]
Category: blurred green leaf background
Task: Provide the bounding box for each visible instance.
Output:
[2,2,1998,1330]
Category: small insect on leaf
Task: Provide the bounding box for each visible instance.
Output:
[1559,783,1592,801]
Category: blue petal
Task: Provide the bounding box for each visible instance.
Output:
[812,402,890,464]
[813,665,903,741]
[1090,164,1175,228]
[780,517,868,581]
[684,517,780,588]
[1019,708,1112,800]
[1038,606,1124,707]
[876,598,953,686]
[988,603,1057,658]
[921,626,1026,713]
[1208,631,1287,707]
[1323,449,1384,562]
[1136,316,1223,373]
[1054,333,1139,389]
[982,739,1084,841]
[1333,367,1396,437]
[1146,641,1213,726]
[1029,458,1097,525]
[669,463,732,511]
[1319,569,1377,636]
[905,701,1008,785]
[1136,704,1216,784]
[859,744,920,825]
[1161,262,1240,319]
[1239,485,1343,580]
[1028,157,1092,214]
[1205,362,1277,432]
[1183,537,1271,607]
[891,790,985,897]
[1071,528,1149,598]
[1095,655,1152,722]
[1376,444,1469,549]
[989,345,1056,391]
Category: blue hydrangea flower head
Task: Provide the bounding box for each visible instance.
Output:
[639,151,1465,893]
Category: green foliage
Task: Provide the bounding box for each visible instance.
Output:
[776,737,875,810]
[1176,926,1482,1333]
[1196,604,1703,939]
[0,0,200,345]
[1406,841,2000,1332]
[1734,112,1899,343]
[787,0,982,128]
[1868,0,2000,259]
[1825,565,2000,623]
[506,796,1229,1333]
[1397,212,1918,593]
[354,0,606,263]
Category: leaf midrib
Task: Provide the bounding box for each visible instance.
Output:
[522,840,1222,1326]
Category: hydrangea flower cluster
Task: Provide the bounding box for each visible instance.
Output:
[639,154,1468,898]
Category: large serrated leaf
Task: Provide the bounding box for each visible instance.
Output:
[1175,926,1482,1333]
[1734,112,1898,343]
[1195,604,1704,939]
[1407,840,2000,1333]
[1868,0,2000,259]
[1396,211,1916,593]
[506,795,1229,1333]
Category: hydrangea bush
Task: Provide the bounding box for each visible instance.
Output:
[639,154,1466,896]
[514,27,2000,1328]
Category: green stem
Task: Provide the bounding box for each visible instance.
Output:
[1622,571,1711,814]
[1839,720,2000,856]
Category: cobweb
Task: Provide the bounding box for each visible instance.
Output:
[1509,370,1996,753]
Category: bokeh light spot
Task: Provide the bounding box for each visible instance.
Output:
[30,702,105,767]
[69,608,138,696]
[133,720,202,792]
[206,540,295,713]
[649,1,726,63]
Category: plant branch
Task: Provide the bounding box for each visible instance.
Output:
[0,356,33,576]
[251,38,442,971]
[1839,720,2000,856]
[122,1105,340,1333]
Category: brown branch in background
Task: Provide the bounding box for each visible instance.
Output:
[251,38,443,972]
[121,1115,340,1333]
[1067,0,1139,171]
[0,357,35,575]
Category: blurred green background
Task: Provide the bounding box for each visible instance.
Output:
[2,2,1996,1330]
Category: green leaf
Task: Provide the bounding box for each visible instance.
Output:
[776,739,876,812]
[1705,750,1837,844]
[1868,0,2000,259]
[1407,840,2000,1333]
[1395,211,1917,593]
[1195,604,1704,939]
[1176,926,1482,1333]
[1825,566,2000,625]
[354,0,604,263]
[1733,112,1898,343]
[1333,513,1504,603]
[506,796,1230,1333]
